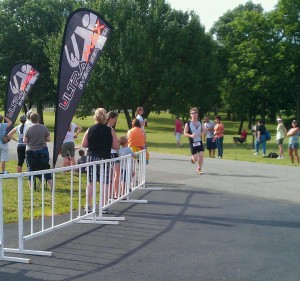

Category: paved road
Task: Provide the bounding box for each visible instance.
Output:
[1,152,300,281]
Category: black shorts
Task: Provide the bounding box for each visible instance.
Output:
[87,155,111,183]
[189,141,204,155]
[17,145,26,167]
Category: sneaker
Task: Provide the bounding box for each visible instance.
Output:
[262,154,266,157]
[253,153,258,155]
[218,156,222,159]
[277,156,281,159]
[191,159,195,164]
[197,168,204,175]
[85,206,92,213]
[3,171,9,174]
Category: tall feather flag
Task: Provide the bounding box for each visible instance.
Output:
[5,62,39,131]
[53,8,112,167]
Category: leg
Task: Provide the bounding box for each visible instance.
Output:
[197,151,204,171]
[1,161,5,173]
[262,141,266,155]
[294,148,299,164]
[289,148,294,164]
[255,139,259,154]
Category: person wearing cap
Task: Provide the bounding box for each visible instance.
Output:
[276,117,287,159]
[286,120,300,165]
[8,115,27,172]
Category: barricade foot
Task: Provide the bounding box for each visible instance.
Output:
[120,199,148,204]
[0,255,31,263]
[5,248,52,256]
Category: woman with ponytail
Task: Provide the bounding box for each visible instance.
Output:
[8,115,27,172]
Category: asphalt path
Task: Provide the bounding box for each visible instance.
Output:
[1,149,300,281]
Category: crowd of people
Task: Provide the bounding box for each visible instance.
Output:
[1,108,299,183]
[174,110,300,174]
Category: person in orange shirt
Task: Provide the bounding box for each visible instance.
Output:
[214,115,225,159]
[127,119,149,164]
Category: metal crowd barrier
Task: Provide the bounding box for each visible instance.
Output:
[0,150,148,263]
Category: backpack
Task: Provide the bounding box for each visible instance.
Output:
[265,130,271,141]
[267,152,278,158]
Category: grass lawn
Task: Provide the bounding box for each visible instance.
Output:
[2,110,296,223]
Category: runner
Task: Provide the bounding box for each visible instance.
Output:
[184,108,207,174]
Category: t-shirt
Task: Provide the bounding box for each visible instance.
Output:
[214,123,224,138]
[289,132,300,144]
[64,123,76,143]
[188,121,202,143]
[127,127,145,147]
[87,123,112,159]
[175,119,183,134]
[16,123,26,146]
[276,123,286,140]
[204,121,215,138]
[136,114,144,131]
[0,123,8,145]
[118,147,135,157]
[25,124,50,151]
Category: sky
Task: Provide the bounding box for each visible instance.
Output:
[167,0,278,30]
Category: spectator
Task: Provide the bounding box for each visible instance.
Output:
[276,118,287,159]
[127,118,149,164]
[204,116,216,157]
[286,120,300,165]
[81,108,118,213]
[254,120,267,156]
[174,116,183,147]
[77,149,87,173]
[8,115,27,172]
[118,135,136,195]
[23,112,52,188]
[233,129,248,145]
[61,122,82,167]
[214,115,225,159]
[135,106,145,132]
[184,108,206,174]
[107,111,120,199]
[0,115,12,174]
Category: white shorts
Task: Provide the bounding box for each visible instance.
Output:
[175,133,182,142]
[0,144,9,161]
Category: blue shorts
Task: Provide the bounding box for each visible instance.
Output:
[288,143,299,150]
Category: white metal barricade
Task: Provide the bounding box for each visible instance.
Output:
[0,150,147,263]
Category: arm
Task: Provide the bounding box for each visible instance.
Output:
[7,127,18,142]
[4,116,12,127]
[287,127,299,137]
[81,129,89,148]
[111,127,119,150]
[184,123,193,138]
[46,131,51,142]
[74,124,82,138]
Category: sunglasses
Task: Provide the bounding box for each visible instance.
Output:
[191,112,197,115]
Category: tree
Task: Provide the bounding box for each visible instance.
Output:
[0,0,79,122]
[211,2,282,131]
[46,0,220,128]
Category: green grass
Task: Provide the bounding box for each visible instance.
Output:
[2,110,296,224]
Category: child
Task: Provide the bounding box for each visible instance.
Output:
[118,136,136,195]
[77,149,87,173]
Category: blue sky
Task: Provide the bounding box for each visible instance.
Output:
[167,0,278,30]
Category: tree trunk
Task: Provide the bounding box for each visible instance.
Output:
[238,120,244,134]
[37,102,44,124]
[124,108,132,129]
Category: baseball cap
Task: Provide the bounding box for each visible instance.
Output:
[292,120,297,123]
[276,118,282,121]
[20,115,26,122]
